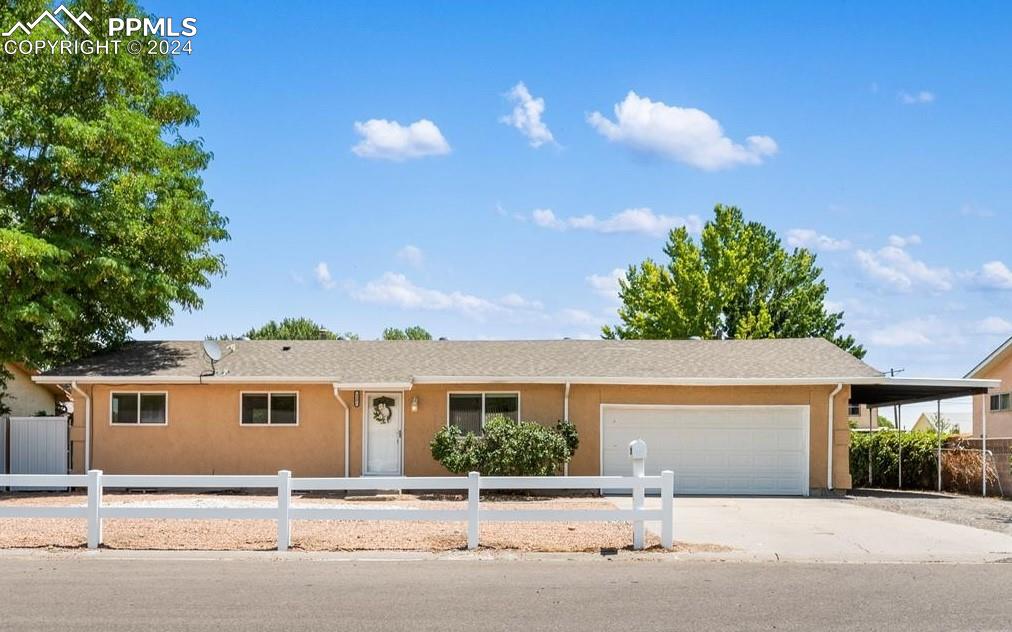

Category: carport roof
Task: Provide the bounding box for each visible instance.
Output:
[849,378,995,407]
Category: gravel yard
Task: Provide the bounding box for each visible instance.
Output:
[846,489,1012,536]
[0,491,720,553]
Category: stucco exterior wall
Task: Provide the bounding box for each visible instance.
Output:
[3,364,58,417]
[73,383,348,477]
[70,381,853,490]
[972,351,1012,438]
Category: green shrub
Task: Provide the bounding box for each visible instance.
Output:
[430,415,578,476]
[850,430,950,489]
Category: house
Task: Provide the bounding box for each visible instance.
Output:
[2,363,65,417]
[909,412,971,434]
[848,403,879,429]
[967,335,1012,438]
[33,338,996,496]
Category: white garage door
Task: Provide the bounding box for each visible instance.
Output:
[602,405,809,496]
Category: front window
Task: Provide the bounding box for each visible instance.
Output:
[241,392,298,425]
[990,393,1011,412]
[111,392,167,425]
[448,392,519,434]
[848,404,861,417]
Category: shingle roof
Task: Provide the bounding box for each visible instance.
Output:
[40,338,882,383]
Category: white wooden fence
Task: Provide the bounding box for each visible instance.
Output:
[0,469,674,551]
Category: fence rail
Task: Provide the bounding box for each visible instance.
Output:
[0,469,675,551]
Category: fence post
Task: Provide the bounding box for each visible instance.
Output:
[467,471,480,550]
[87,469,103,549]
[660,470,674,549]
[630,440,647,550]
[277,470,292,551]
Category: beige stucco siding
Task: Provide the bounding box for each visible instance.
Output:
[567,384,851,490]
[70,381,853,490]
[972,351,1012,437]
[4,364,58,417]
[74,384,348,477]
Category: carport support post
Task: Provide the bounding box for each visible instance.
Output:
[660,470,674,549]
[936,400,942,492]
[982,406,987,497]
[86,469,103,549]
[467,471,480,550]
[277,470,291,552]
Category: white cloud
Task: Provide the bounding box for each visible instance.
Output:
[586,91,778,170]
[855,240,952,292]
[898,90,935,105]
[786,228,851,252]
[558,308,598,325]
[352,118,450,161]
[976,316,1012,335]
[868,317,963,348]
[531,207,702,238]
[970,260,1012,290]
[314,262,335,289]
[587,268,625,301]
[960,204,994,219]
[531,208,565,230]
[887,234,921,248]
[499,293,543,310]
[499,82,555,148]
[352,273,545,320]
[353,273,499,317]
[396,245,424,267]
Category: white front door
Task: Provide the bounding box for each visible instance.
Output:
[365,393,402,475]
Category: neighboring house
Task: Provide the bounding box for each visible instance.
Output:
[966,335,1012,438]
[848,403,878,429]
[2,362,65,417]
[910,412,971,434]
[33,338,994,496]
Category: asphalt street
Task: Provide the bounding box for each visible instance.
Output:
[2,554,1012,631]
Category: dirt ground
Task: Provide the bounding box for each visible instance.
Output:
[847,488,1012,536]
[0,491,721,553]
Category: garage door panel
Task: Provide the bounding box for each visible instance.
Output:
[602,405,808,496]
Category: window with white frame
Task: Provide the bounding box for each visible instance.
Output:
[848,404,861,417]
[241,392,298,425]
[448,392,519,434]
[111,392,167,425]
[989,393,1011,412]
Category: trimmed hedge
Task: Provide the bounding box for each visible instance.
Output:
[850,430,951,489]
[430,415,578,476]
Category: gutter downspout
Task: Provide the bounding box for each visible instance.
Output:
[563,382,571,476]
[827,383,843,491]
[333,385,350,478]
[70,382,91,472]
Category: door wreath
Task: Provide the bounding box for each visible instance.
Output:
[371,396,395,424]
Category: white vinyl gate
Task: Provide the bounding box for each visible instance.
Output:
[6,417,69,489]
[601,405,810,496]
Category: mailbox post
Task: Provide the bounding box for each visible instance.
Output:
[629,439,647,549]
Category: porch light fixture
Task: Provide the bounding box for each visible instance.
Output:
[411,396,419,413]
[353,390,361,407]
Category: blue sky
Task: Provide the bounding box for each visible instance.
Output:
[139,1,1010,392]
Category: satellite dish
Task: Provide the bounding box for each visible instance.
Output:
[202,339,223,363]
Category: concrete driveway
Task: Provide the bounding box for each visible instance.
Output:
[612,496,1012,562]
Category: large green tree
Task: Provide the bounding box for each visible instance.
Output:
[382,325,432,340]
[0,0,228,369]
[603,205,864,358]
[240,317,357,341]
